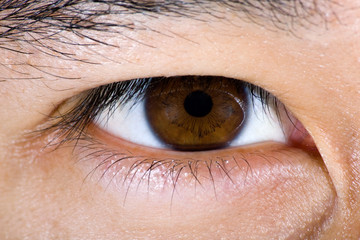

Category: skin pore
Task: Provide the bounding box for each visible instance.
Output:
[1,0,360,239]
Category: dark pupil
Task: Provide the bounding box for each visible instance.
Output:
[184,90,213,117]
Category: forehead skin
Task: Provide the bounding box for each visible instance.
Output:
[0,0,360,239]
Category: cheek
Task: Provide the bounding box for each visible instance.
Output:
[0,146,126,238]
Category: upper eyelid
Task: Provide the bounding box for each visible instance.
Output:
[0,2,335,89]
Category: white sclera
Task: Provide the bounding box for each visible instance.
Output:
[229,96,285,147]
[96,101,165,148]
[95,94,286,149]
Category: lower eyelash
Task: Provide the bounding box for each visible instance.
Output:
[73,134,297,205]
[76,135,226,198]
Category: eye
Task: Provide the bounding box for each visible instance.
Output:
[95,76,287,151]
[47,74,318,204]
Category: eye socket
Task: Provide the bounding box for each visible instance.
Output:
[95,76,289,151]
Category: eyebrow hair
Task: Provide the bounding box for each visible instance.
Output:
[0,0,337,58]
[0,0,336,37]
[0,0,337,81]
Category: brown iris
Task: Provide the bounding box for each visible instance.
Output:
[145,76,247,151]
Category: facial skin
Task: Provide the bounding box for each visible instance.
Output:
[1,0,360,239]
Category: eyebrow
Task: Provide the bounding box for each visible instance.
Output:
[0,0,337,81]
[0,0,335,40]
[0,0,338,60]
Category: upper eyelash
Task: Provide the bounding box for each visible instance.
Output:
[41,76,282,147]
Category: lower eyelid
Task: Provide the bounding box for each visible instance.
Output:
[65,120,336,238]
[74,123,320,203]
